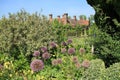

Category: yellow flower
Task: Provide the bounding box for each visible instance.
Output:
[31,70,34,74]
[9,74,12,77]
[4,62,10,68]
[23,70,27,75]
[15,72,18,75]
[36,75,40,80]
[36,75,45,80]
[40,76,44,79]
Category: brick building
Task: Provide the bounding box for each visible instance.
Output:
[49,13,89,27]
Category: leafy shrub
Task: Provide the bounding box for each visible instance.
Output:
[87,24,120,67]
[94,31,120,67]
[87,0,120,67]
[104,62,120,80]
[0,10,56,58]
[81,59,105,80]
[51,20,83,43]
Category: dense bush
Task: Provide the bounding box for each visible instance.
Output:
[94,31,120,67]
[81,59,120,80]
[87,24,120,67]
[0,37,94,80]
[51,20,83,43]
[0,10,56,58]
[81,59,105,80]
[105,62,120,80]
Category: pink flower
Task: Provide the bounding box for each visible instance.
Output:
[75,62,81,68]
[41,46,47,53]
[57,58,62,64]
[30,59,44,72]
[61,41,67,46]
[67,39,72,44]
[33,51,40,57]
[68,48,75,55]
[82,60,90,68]
[79,48,85,54]
[49,42,57,48]
[42,52,50,59]
[52,59,58,66]
[52,58,62,66]
[61,48,66,53]
[72,56,78,63]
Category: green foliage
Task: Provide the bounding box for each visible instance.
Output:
[51,20,83,43]
[79,15,87,20]
[81,59,105,80]
[87,0,120,67]
[0,10,56,58]
[105,62,120,80]
[89,15,94,26]
[94,30,120,67]
[87,24,120,67]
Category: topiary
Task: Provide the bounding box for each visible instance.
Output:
[104,62,120,80]
[81,59,105,80]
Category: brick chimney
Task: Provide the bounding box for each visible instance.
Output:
[73,16,77,21]
[64,13,68,24]
[49,14,53,22]
[57,15,61,22]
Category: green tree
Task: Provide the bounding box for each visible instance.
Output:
[87,0,120,67]
[79,15,87,20]
[89,15,94,25]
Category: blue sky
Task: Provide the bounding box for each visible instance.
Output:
[0,0,95,19]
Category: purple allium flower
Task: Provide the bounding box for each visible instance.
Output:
[67,39,72,44]
[79,48,85,54]
[75,62,81,68]
[61,41,67,46]
[49,42,57,48]
[82,60,90,68]
[0,64,3,70]
[61,48,66,53]
[52,59,58,66]
[42,52,50,59]
[30,59,44,72]
[33,51,40,57]
[57,58,62,64]
[41,46,47,53]
[68,48,75,55]
[72,56,78,63]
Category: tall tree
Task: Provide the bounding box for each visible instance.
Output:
[79,15,87,20]
[86,0,120,67]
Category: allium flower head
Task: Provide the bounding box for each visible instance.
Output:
[75,62,81,68]
[41,46,47,53]
[61,41,67,46]
[79,48,85,54]
[30,59,44,72]
[52,59,58,66]
[67,39,72,44]
[82,60,90,68]
[68,48,75,55]
[33,51,40,57]
[49,42,57,48]
[57,58,62,64]
[61,48,66,53]
[42,52,50,59]
[72,56,78,63]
